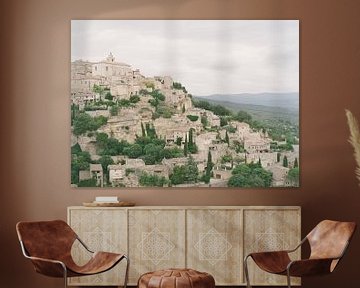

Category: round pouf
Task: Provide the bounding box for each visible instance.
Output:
[138,268,215,288]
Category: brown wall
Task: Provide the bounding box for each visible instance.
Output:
[1,0,360,287]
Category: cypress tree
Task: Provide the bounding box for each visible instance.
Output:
[283,156,288,167]
[225,131,229,146]
[184,135,188,156]
[294,157,299,168]
[189,128,193,146]
[141,122,146,137]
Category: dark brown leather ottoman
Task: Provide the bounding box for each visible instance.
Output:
[138,268,215,288]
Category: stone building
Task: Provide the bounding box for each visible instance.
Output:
[108,164,125,186]
[90,164,104,187]
[92,52,132,79]
[246,152,277,168]
[266,165,289,187]
[244,139,271,153]
[213,166,232,180]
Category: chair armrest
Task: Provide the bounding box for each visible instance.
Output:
[287,258,336,277]
[25,255,67,278]
[76,236,94,253]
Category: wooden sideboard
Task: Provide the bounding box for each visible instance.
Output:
[67,206,301,286]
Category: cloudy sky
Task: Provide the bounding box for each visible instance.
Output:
[72,20,298,96]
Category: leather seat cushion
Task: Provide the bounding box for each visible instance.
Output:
[138,268,215,288]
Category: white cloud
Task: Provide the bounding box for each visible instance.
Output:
[71,20,299,95]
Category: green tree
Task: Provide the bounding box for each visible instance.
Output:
[170,165,186,185]
[234,110,252,123]
[78,178,97,187]
[71,143,82,154]
[225,131,229,146]
[118,99,131,107]
[155,104,174,118]
[145,123,157,139]
[71,151,91,184]
[92,84,106,100]
[139,172,168,187]
[73,113,92,136]
[123,144,143,158]
[170,156,199,185]
[183,156,199,183]
[294,157,299,168]
[287,167,299,187]
[98,155,114,182]
[220,116,228,127]
[228,163,272,187]
[175,137,182,146]
[184,135,188,156]
[221,154,233,164]
[129,95,140,103]
[188,129,198,154]
[143,144,163,164]
[73,113,107,136]
[283,156,288,167]
[204,151,213,184]
[141,122,146,137]
[71,104,79,126]
[162,147,184,159]
[110,105,118,116]
[187,115,199,122]
[105,91,114,101]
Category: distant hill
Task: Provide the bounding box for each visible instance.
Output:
[196,92,299,110]
[193,92,299,125]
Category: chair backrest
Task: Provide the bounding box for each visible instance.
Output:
[16,220,77,261]
[307,220,356,261]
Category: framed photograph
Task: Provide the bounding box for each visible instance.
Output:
[71,20,299,188]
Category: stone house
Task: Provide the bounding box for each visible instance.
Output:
[246,152,277,168]
[244,139,271,153]
[90,164,103,187]
[266,165,289,187]
[92,52,132,80]
[108,164,125,185]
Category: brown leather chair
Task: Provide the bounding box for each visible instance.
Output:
[16,220,129,288]
[244,220,356,288]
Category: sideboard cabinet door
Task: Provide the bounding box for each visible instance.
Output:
[68,208,128,286]
[187,209,243,285]
[128,209,186,284]
[243,208,301,286]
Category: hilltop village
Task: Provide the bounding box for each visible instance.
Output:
[71,53,299,188]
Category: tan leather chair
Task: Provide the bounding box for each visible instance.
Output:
[16,220,129,288]
[244,220,356,288]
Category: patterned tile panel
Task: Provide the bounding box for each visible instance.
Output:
[128,209,186,284]
[187,209,243,285]
[68,208,127,286]
[244,209,301,286]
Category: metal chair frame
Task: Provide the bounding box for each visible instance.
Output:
[19,234,129,288]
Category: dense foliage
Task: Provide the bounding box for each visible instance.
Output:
[228,162,273,187]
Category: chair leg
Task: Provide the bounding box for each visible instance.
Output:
[62,265,68,288]
[286,269,291,288]
[123,255,130,288]
[244,255,252,288]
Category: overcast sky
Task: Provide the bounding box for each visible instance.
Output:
[72,20,298,96]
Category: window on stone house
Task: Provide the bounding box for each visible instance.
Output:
[106,66,109,71]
